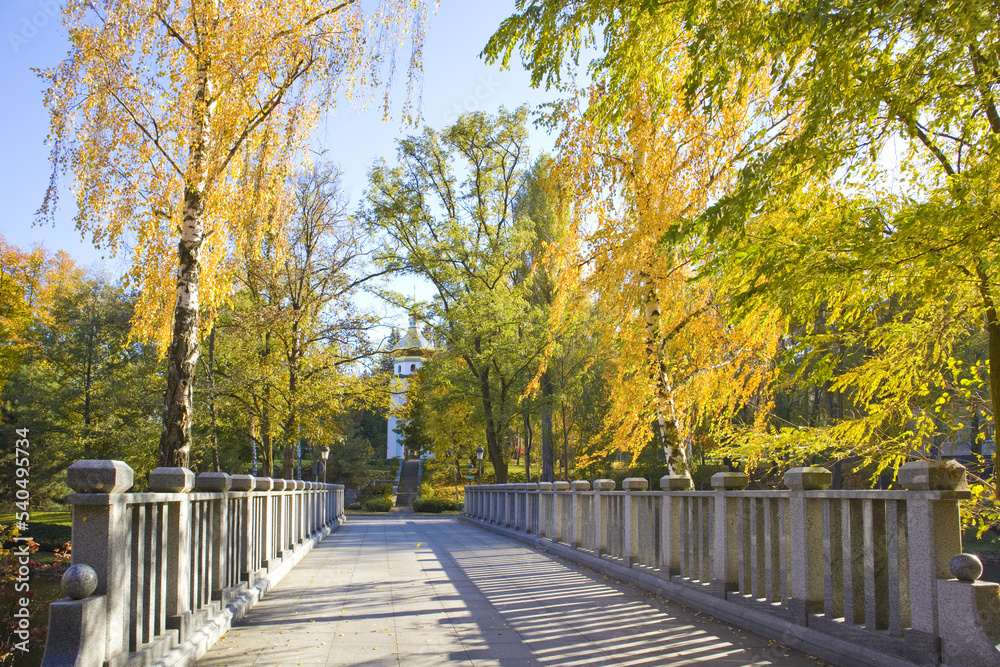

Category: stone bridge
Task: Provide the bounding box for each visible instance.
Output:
[39,461,1000,666]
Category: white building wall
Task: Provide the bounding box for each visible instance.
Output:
[387,356,424,459]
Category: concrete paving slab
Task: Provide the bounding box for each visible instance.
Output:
[198,514,826,666]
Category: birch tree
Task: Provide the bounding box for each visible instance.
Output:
[39,0,431,467]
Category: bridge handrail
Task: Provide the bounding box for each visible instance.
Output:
[41,460,345,667]
[463,462,1000,666]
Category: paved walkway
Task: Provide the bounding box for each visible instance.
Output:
[199,513,825,666]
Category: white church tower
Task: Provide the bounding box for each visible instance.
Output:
[387,314,435,459]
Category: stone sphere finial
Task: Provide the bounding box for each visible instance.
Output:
[950,553,984,582]
[61,564,98,600]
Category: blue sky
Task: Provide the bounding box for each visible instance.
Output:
[0,0,560,289]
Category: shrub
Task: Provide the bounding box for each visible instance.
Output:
[412,498,461,513]
[417,482,434,499]
[357,482,394,502]
[362,497,393,512]
[24,523,71,552]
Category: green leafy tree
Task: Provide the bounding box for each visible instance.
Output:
[362,108,550,483]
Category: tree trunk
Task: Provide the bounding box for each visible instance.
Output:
[523,411,533,483]
[976,262,1000,497]
[540,371,555,482]
[642,274,692,479]
[282,366,298,479]
[159,57,214,469]
[207,325,221,472]
[83,329,93,458]
[261,388,274,477]
[561,401,570,481]
[479,367,508,483]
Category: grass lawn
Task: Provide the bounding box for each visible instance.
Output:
[0,511,71,526]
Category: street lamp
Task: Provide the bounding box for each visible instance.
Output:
[318,445,330,483]
[476,445,484,484]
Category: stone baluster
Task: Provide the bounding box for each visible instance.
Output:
[622,478,648,566]
[195,472,231,602]
[710,472,749,597]
[537,483,553,538]
[147,467,195,642]
[230,476,256,582]
[570,481,590,549]
[659,475,690,578]
[785,466,831,623]
[254,477,275,569]
[553,481,571,543]
[593,479,615,557]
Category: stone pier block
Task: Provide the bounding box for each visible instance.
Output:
[230,475,256,491]
[622,477,649,491]
[254,477,274,491]
[784,467,832,491]
[711,472,749,490]
[570,480,591,491]
[660,475,693,491]
[593,479,616,491]
[148,467,194,493]
[537,482,553,491]
[196,472,232,492]
[898,460,968,491]
[42,595,107,667]
[553,481,571,491]
[67,460,133,493]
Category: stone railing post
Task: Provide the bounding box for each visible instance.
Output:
[898,459,967,641]
[195,472,231,602]
[537,483,553,538]
[525,483,539,533]
[622,478,648,566]
[593,479,615,557]
[570,481,590,549]
[659,475,691,578]
[710,472,748,597]
[58,460,134,667]
[230,475,256,582]
[553,481,570,543]
[254,477,276,570]
[334,484,345,522]
[294,480,306,545]
[513,483,526,531]
[272,479,289,557]
[505,484,515,527]
[148,466,195,642]
[785,466,832,623]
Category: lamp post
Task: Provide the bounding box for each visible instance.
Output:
[318,445,330,483]
[476,445,484,484]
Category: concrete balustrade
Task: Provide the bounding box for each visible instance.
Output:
[42,460,345,667]
[463,462,1000,667]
